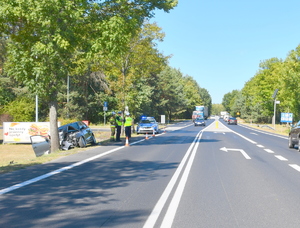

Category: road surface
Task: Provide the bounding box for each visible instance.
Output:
[1,119,300,228]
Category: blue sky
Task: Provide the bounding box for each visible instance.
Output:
[151,0,300,104]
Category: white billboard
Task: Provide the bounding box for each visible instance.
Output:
[3,122,51,144]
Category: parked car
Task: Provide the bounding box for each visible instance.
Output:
[194,117,206,126]
[136,117,159,134]
[288,121,300,151]
[227,117,237,125]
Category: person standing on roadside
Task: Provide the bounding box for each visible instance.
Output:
[124,112,133,140]
[109,112,117,141]
[116,111,123,142]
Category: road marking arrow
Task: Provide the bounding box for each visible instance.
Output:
[220,147,251,160]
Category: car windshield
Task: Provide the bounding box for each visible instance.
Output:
[140,119,155,124]
[196,118,204,120]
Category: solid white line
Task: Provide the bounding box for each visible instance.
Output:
[160,132,202,228]
[275,155,288,161]
[0,123,187,195]
[0,146,125,195]
[264,149,274,153]
[212,121,257,144]
[239,124,288,140]
[289,164,300,172]
[143,130,202,228]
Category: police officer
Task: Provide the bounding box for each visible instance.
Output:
[109,112,116,141]
[116,111,123,142]
[124,112,133,140]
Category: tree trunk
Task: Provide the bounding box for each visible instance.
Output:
[49,100,60,153]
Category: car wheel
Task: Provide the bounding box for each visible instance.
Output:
[288,136,294,148]
[78,136,87,148]
[91,134,97,145]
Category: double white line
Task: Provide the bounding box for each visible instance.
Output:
[143,130,203,228]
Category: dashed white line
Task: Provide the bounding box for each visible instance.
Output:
[275,155,288,161]
[264,149,274,153]
[289,164,300,172]
[257,145,264,148]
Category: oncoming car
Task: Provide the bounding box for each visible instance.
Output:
[194,117,205,126]
[136,117,159,134]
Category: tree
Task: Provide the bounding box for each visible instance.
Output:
[0,0,177,152]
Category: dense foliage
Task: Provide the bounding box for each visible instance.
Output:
[0,0,211,136]
[223,45,300,124]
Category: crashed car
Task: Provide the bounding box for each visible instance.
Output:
[136,116,159,134]
[58,121,97,150]
[31,121,97,156]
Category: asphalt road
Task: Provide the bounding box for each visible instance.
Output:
[1,119,300,228]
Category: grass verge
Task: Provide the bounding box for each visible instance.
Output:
[0,129,111,174]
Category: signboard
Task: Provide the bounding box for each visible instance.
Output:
[161,115,166,124]
[3,122,51,144]
[280,113,293,123]
[104,101,108,107]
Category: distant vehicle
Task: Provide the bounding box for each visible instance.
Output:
[220,111,229,119]
[136,117,159,134]
[227,117,237,125]
[224,114,230,122]
[192,106,208,121]
[288,121,300,151]
[194,117,206,126]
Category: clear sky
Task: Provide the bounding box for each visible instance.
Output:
[151,0,300,104]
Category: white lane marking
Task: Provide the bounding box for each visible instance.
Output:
[264,149,274,153]
[257,145,264,148]
[250,132,258,135]
[0,122,191,195]
[220,147,251,160]
[143,130,202,228]
[160,132,202,228]
[289,164,300,172]
[239,124,288,140]
[275,155,288,161]
[209,121,257,144]
[0,146,126,195]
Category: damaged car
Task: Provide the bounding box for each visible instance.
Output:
[58,121,97,150]
[31,121,97,156]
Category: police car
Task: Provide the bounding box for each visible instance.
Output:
[136,116,159,134]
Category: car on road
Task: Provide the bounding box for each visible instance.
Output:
[288,121,300,151]
[194,117,206,126]
[227,117,237,125]
[136,117,159,134]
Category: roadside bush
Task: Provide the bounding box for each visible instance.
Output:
[3,97,35,122]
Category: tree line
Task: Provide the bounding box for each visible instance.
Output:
[222,44,300,124]
[0,0,211,151]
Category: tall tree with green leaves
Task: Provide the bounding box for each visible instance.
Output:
[0,0,177,152]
